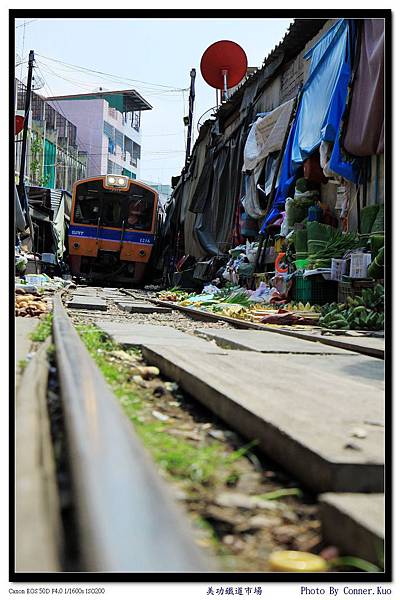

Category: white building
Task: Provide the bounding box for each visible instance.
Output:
[47,89,152,180]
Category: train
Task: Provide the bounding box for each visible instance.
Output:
[68,174,163,285]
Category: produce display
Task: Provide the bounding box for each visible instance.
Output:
[307,230,361,268]
[368,246,384,279]
[157,286,321,325]
[157,281,384,332]
[157,289,189,302]
[318,284,384,331]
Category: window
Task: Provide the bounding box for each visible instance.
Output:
[125,184,155,231]
[103,121,114,138]
[74,194,101,224]
[73,181,154,231]
[115,129,124,148]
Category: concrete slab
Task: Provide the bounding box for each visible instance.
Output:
[303,333,384,359]
[96,322,228,353]
[16,338,62,571]
[319,493,384,564]
[157,301,385,358]
[72,288,100,296]
[16,317,39,368]
[104,294,126,299]
[195,328,356,355]
[141,346,384,492]
[115,301,173,314]
[67,296,107,311]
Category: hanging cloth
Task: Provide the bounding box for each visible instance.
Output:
[343,19,384,156]
[243,99,294,172]
[261,19,359,233]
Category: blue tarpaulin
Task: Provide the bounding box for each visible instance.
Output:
[261,19,359,232]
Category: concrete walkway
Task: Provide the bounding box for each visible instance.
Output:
[15,317,39,389]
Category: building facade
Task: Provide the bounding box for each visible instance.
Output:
[46,89,152,181]
[143,182,172,206]
[15,79,88,192]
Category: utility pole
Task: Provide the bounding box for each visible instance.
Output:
[18,50,34,196]
[185,68,196,166]
[18,49,35,245]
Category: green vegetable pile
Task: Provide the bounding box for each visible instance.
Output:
[308,230,361,268]
[318,284,384,331]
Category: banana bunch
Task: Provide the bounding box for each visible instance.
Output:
[285,302,319,312]
[318,284,384,331]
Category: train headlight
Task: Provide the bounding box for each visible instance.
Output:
[106,175,128,187]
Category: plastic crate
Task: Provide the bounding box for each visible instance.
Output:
[337,279,375,304]
[349,253,372,278]
[291,275,338,305]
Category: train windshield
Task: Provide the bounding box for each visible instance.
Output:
[74,180,155,231]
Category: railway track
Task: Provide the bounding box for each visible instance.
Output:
[16,292,211,573]
[15,284,385,575]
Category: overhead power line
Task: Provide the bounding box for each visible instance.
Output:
[36,52,187,92]
[36,59,188,100]
[15,19,38,29]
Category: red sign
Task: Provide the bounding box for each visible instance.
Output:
[15,115,24,135]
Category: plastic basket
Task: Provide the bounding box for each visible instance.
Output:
[337,279,375,304]
[294,259,309,270]
[291,275,338,305]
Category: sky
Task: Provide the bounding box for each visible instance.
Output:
[15,17,292,186]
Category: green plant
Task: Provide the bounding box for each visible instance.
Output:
[329,556,381,573]
[30,313,53,342]
[18,359,28,372]
[30,134,43,184]
[76,323,257,485]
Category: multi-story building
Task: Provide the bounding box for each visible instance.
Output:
[46,89,152,181]
[143,182,172,206]
[15,79,88,192]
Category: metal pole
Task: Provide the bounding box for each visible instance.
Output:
[185,68,196,166]
[18,50,34,194]
[222,69,228,102]
[18,50,35,246]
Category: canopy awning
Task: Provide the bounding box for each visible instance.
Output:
[46,89,152,112]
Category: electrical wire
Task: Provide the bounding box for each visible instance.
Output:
[36,52,187,92]
[35,63,100,162]
[15,19,38,29]
[37,59,187,101]
[31,61,186,182]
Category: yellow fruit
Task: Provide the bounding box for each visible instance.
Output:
[268,551,328,572]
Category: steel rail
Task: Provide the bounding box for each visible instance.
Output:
[147,299,384,360]
[52,294,210,572]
